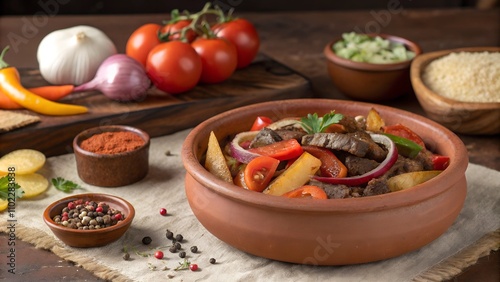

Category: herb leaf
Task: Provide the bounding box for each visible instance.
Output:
[0,175,24,200]
[300,111,344,134]
[51,177,83,193]
[175,258,191,271]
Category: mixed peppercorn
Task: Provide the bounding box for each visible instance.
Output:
[121,209,218,273]
[52,199,125,230]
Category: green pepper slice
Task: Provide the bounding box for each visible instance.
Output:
[383,133,423,158]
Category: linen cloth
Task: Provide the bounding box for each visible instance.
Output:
[1,128,499,282]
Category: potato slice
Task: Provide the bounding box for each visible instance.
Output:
[0,149,46,175]
[387,170,442,192]
[0,199,7,212]
[16,173,49,198]
[366,108,385,132]
[264,152,321,196]
[205,131,233,183]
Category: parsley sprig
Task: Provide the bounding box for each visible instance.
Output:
[0,175,24,200]
[300,111,344,134]
[51,177,83,193]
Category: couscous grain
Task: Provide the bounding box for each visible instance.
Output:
[422,51,500,103]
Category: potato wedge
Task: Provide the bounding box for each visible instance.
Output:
[264,152,321,196]
[16,173,49,198]
[387,170,442,192]
[205,131,233,183]
[0,149,46,175]
[0,199,7,212]
[366,108,385,132]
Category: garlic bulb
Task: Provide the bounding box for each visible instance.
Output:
[37,25,117,85]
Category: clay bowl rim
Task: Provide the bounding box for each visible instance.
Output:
[182,99,468,213]
[324,33,423,71]
[410,46,500,111]
[43,192,135,236]
[73,125,151,158]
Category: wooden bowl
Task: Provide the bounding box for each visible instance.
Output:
[43,193,135,248]
[73,125,150,187]
[410,47,500,135]
[324,34,422,101]
[181,99,468,266]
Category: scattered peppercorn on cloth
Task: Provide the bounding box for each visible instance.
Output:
[1,128,499,282]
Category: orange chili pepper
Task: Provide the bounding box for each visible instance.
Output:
[0,85,75,109]
[0,46,87,115]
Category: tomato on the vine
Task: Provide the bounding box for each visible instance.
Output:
[191,37,237,84]
[160,20,197,43]
[126,23,162,67]
[146,41,202,94]
[212,18,260,69]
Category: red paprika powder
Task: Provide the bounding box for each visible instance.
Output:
[80,131,145,154]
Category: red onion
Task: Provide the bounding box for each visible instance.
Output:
[229,131,261,163]
[313,134,398,186]
[73,54,151,102]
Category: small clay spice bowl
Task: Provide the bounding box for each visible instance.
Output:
[43,193,135,248]
[73,125,150,187]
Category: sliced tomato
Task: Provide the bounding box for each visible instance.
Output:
[431,154,450,170]
[248,139,303,161]
[250,116,273,131]
[244,156,280,192]
[302,145,347,178]
[234,166,249,189]
[282,185,328,199]
[382,124,425,148]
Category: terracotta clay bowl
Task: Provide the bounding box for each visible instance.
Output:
[324,33,422,101]
[181,98,468,266]
[73,125,150,187]
[410,46,500,135]
[43,193,135,248]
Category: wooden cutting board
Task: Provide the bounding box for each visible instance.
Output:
[0,55,311,157]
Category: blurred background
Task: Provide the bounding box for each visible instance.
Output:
[1,0,498,15]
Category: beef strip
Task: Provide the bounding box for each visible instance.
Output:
[344,155,380,176]
[363,177,390,196]
[309,180,355,199]
[249,128,282,148]
[351,131,387,162]
[338,115,365,133]
[275,129,307,142]
[302,133,369,157]
[301,131,387,161]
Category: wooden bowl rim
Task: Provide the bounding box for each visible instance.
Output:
[324,33,422,71]
[410,46,500,110]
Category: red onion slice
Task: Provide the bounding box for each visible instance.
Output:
[313,134,398,186]
[229,131,261,164]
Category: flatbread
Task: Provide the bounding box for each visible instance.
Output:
[0,110,40,132]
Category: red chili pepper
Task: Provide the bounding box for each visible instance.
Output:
[248,138,303,161]
[250,116,273,131]
[302,145,347,178]
[282,185,328,199]
[383,124,425,148]
[431,154,450,170]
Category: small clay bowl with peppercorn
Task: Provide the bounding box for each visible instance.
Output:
[73,125,150,187]
[43,193,135,248]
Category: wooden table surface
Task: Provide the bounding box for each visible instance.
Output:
[1,7,499,281]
